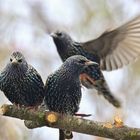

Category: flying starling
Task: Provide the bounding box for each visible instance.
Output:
[0,51,44,107]
[45,55,98,140]
[50,15,140,107]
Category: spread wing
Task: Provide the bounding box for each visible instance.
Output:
[82,15,140,71]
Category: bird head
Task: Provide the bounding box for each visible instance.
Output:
[50,31,73,49]
[64,55,98,75]
[6,51,28,77]
[10,51,26,66]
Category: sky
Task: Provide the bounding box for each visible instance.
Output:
[0,0,140,140]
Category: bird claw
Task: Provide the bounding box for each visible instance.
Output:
[25,106,39,112]
[13,103,23,110]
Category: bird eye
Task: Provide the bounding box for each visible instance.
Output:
[18,59,22,63]
[57,32,62,36]
[10,58,12,62]
[79,60,86,64]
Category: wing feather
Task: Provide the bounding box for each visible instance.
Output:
[82,15,140,71]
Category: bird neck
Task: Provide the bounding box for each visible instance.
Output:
[54,39,74,60]
[59,63,82,80]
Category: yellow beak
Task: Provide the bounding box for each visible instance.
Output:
[11,58,18,65]
[85,60,98,66]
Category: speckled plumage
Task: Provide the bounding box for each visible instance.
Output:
[0,51,44,107]
[51,32,121,108]
[45,55,97,140]
[53,15,140,71]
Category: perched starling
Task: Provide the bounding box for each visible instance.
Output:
[50,15,140,107]
[45,55,98,140]
[0,51,44,107]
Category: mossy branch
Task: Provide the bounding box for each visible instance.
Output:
[0,104,140,140]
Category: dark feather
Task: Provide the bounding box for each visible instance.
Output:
[0,51,44,107]
[51,31,121,107]
[82,15,140,70]
[45,55,97,140]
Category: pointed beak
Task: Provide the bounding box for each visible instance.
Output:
[11,58,18,65]
[85,60,98,66]
[50,32,57,38]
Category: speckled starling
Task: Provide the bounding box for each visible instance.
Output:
[0,51,44,107]
[45,55,98,140]
[50,15,140,107]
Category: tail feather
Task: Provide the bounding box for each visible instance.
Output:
[95,79,121,108]
[80,73,121,108]
[59,129,73,140]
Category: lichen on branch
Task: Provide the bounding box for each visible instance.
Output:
[1,104,140,140]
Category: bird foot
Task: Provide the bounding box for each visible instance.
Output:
[13,103,23,110]
[25,106,39,112]
[12,103,39,112]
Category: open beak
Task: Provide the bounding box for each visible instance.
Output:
[11,58,18,65]
[85,60,98,66]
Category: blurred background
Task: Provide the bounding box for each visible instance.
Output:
[0,0,140,140]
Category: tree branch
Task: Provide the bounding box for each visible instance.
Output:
[0,104,140,140]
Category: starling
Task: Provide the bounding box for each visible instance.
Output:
[45,55,98,140]
[50,15,140,107]
[0,51,44,107]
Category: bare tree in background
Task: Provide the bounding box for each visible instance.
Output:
[0,0,140,140]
